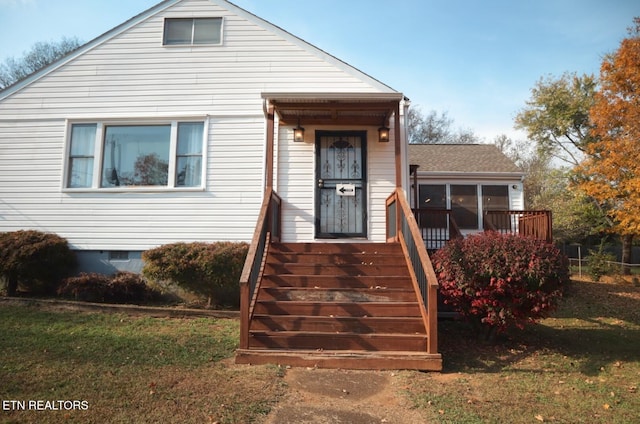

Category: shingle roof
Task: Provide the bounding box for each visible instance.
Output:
[408,144,522,174]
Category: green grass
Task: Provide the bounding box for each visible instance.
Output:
[2,279,639,423]
[0,308,285,423]
[402,280,640,423]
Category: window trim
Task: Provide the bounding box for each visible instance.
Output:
[62,117,208,193]
[163,17,224,46]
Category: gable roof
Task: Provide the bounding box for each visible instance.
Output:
[0,0,398,101]
[408,144,522,175]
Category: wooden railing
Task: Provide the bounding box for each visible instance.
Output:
[386,189,438,355]
[412,209,553,247]
[412,208,462,250]
[484,210,552,243]
[239,187,281,349]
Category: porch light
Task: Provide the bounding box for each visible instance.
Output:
[378,125,390,142]
[293,121,305,142]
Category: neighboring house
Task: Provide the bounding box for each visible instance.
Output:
[0,0,443,370]
[408,144,533,249]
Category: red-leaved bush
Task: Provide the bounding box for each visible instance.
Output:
[432,232,569,339]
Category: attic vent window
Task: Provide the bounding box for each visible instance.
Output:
[164,18,222,45]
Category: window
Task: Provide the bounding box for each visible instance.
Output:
[418,184,447,227]
[164,18,222,45]
[482,185,510,230]
[67,124,97,188]
[65,120,205,190]
[102,125,171,187]
[451,185,478,229]
[176,122,203,187]
[109,251,129,261]
[482,185,509,211]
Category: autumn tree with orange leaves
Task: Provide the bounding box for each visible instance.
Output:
[578,18,640,272]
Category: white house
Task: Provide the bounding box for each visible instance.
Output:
[1,0,449,370]
[0,0,409,274]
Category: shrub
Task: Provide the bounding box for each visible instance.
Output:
[57,273,111,302]
[585,244,616,281]
[0,230,76,296]
[58,272,158,304]
[142,241,249,308]
[108,271,152,303]
[432,232,569,340]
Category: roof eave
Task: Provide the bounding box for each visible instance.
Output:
[414,171,525,180]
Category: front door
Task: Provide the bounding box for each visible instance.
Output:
[315,131,367,238]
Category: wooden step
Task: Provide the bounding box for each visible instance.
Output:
[253,301,422,317]
[250,315,426,334]
[269,242,401,254]
[257,287,417,302]
[235,349,442,371]
[267,252,406,265]
[260,274,413,289]
[248,330,427,351]
[263,263,409,276]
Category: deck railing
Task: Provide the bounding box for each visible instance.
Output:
[386,189,438,355]
[412,208,462,250]
[412,209,553,247]
[484,210,552,243]
[239,187,281,349]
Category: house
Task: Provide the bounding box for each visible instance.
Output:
[409,143,551,249]
[0,0,441,370]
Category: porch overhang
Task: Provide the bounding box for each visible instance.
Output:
[261,92,403,127]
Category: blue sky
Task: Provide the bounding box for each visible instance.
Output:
[0,0,638,141]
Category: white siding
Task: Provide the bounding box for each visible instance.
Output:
[0,118,264,250]
[509,183,525,210]
[0,0,400,250]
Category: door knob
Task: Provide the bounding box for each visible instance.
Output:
[318,179,324,188]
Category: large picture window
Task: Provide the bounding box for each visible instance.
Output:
[102,125,171,188]
[163,18,222,45]
[65,120,205,190]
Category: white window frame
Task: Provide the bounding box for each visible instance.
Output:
[62,117,209,192]
[163,17,224,46]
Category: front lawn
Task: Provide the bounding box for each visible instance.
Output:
[0,308,285,423]
[404,280,640,423]
[1,279,638,423]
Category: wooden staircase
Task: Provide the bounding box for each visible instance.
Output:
[235,242,442,370]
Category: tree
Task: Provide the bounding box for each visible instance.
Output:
[577,18,640,273]
[515,72,598,167]
[408,107,479,144]
[0,37,82,90]
[493,134,606,243]
[493,134,552,208]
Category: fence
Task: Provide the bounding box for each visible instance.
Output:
[568,257,640,278]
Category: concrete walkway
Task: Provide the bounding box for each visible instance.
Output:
[263,367,431,424]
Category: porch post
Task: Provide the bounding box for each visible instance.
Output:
[394,101,402,188]
[265,104,275,189]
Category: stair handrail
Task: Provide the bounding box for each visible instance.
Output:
[386,188,439,355]
[239,187,281,349]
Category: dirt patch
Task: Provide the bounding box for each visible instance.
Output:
[263,368,431,424]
